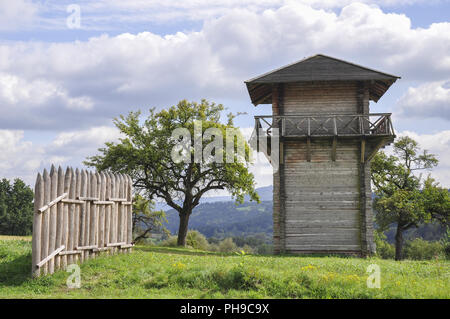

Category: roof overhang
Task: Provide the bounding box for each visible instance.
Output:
[245,54,400,106]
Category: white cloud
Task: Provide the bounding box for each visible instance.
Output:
[397,81,450,120]
[0,0,38,30]
[41,0,443,29]
[0,126,121,186]
[249,157,275,188]
[240,126,276,188]
[0,124,275,189]
[1,1,450,186]
[50,126,122,155]
[291,0,441,9]
[0,72,93,110]
[1,2,449,132]
[0,130,44,184]
[2,0,443,32]
[389,130,450,187]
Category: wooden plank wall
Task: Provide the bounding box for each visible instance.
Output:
[283,81,359,115]
[31,166,134,277]
[284,139,361,252]
[273,81,375,255]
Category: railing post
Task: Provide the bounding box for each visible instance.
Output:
[387,115,390,135]
[255,118,259,152]
[333,116,337,136]
[358,115,363,135]
[307,117,311,137]
[388,115,394,135]
[254,113,393,138]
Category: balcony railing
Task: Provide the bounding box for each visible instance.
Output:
[253,113,394,139]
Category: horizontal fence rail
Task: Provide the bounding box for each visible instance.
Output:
[253,113,394,139]
[32,166,133,277]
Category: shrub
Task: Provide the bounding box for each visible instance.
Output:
[404,238,444,260]
[208,243,219,252]
[241,244,254,254]
[218,238,237,253]
[160,231,210,250]
[160,235,178,247]
[444,243,450,259]
[256,244,273,255]
[186,230,210,250]
[374,231,395,259]
[440,227,450,259]
[375,239,395,259]
[134,236,159,245]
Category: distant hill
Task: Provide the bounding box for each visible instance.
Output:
[155,185,273,211]
[383,222,446,243]
[160,184,446,244]
[165,200,273,239]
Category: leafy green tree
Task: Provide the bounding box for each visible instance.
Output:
[371,136,449,260]
[132,194,169,243]
[422,178,450,227]
[0,178,34,236]
[86,99,259,246]
[440,226,450,258]
[404,238,444,260]
[373,231,395,259]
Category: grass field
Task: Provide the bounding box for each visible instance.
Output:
[0,235,32,241]
[0,239,449,299]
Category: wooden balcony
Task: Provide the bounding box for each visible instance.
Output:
[253,113,394,139]
[250,113,395,163]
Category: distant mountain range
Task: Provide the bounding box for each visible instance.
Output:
[163,186,273,239]
[160,185,446,243]
[154,185,273,211]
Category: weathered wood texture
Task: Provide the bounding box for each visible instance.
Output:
[31,167,133,277]
[283,82,361,114]
[272,84,283,253]
[245,54,400,105]
[271,81,383,256]
[249,56,398,83]
[282,139,362,252]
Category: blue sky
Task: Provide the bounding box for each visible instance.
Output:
[0,0,449,189]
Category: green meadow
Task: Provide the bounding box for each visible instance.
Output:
[0,238,448,299]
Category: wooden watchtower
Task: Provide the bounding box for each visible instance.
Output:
[246,54,399,256]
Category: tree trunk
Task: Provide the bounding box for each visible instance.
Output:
[177,212,190,246]
[395,224,404,261]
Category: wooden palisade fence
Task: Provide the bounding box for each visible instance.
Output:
[32,166,133,277]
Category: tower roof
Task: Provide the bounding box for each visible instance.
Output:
[245,54,400,105]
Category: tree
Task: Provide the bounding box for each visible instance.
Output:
[85,99,259,246]
[371,136,449,260]
[0,178,34,236]
[132,194,169,243]
[422,178,450,227]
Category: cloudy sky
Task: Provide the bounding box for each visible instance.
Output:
[0,0,449,190]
